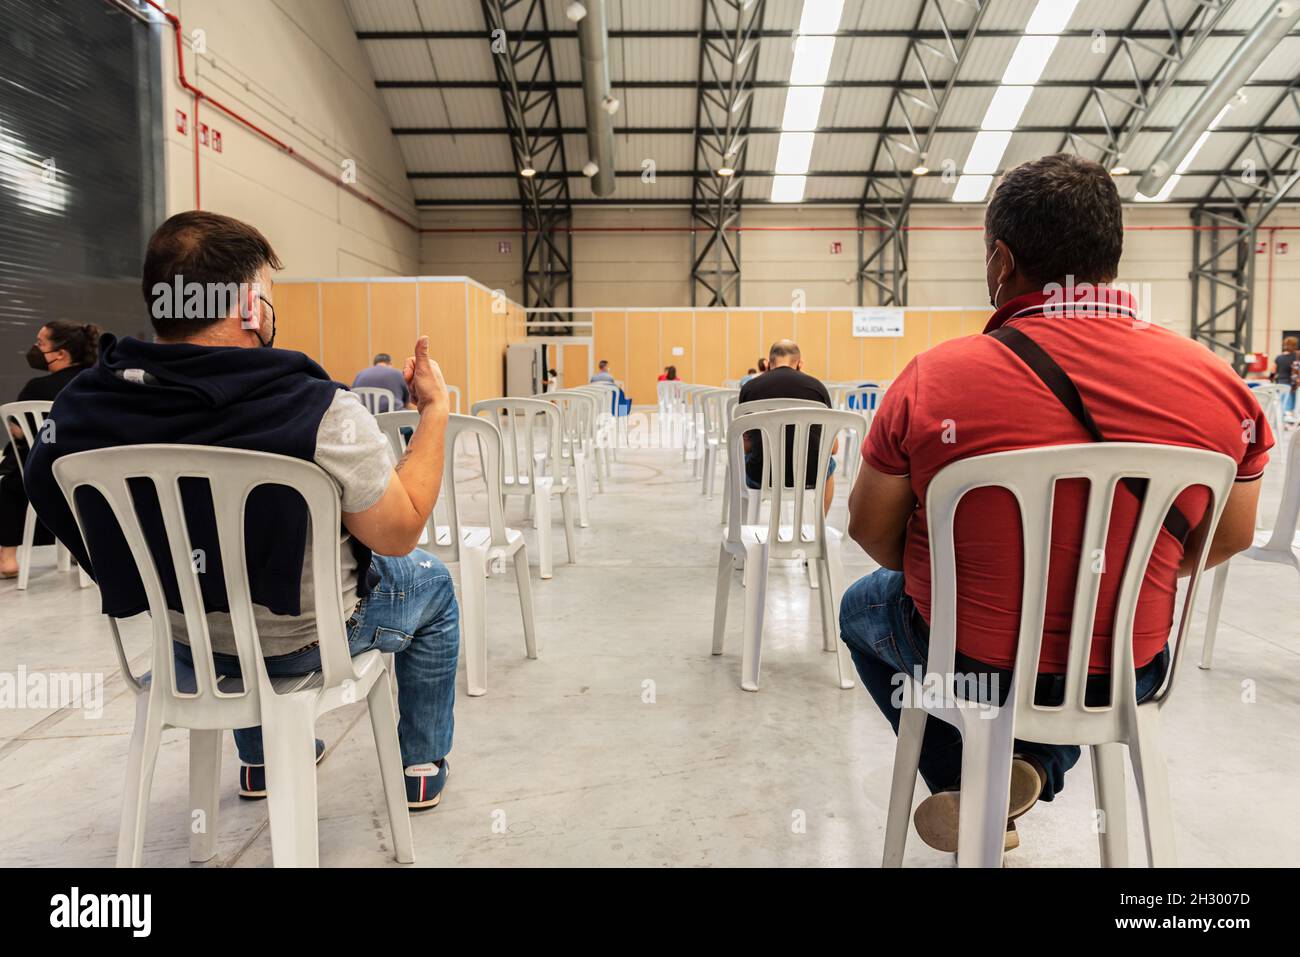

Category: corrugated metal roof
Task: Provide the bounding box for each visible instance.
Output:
[343,0,1300,207]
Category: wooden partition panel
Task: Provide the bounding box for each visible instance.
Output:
[370,282,418,364]
[695,311,727,385]
[659,311,693,384]
[561,343,590,389]
[421,281,468,399]
[320,283,369,385]
[826,310,861,381]
[624,311,659,406]
[274,283,320,360]
[727,311,762,381]
[895,309,931,374]
[760,310,795,350]
[794,311,830,380]
[594,311,628,383]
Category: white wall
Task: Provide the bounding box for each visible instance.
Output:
[420,203,1300,356]
[161,0,419,276]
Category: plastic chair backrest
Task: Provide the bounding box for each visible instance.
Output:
[699,388,738,442]
[658,380,684,407]
[375,411,511,554]
[724,407,862,558]
[354,387,399,415]
[446,385,462,415]
[470,397,562,490]
[1260,431,1300,552]
[845,385,884,414]
[541,390,597,461]
[733,397,826,419]
[49,445,356,729]
[1,400,53,482]
[924,443,1236,745]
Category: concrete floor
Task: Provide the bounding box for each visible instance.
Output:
[1,429,1297,868]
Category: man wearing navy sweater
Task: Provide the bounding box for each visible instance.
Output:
[25,211,459,811]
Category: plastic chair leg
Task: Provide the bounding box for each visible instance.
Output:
[117,691,162,868]
[17,504,35,591]
[955,723,1015,868]
[188,728,223,862]
[573,453,591,528]
[883,706,926,867]
[560,492,578,565]
[1130,706,1177,867]
[367,669,415,864]
[1090,742,1129,868]
[261,701,321,868]
[712,545,732,656]
[514,546,538,658]
[1199,560,1230,670]
[534,493,553,580]
[77,566,92,589]
[825,539,855,689]
[817,558,835,649]
[56,541,71,572]
[461,545,488,697]
[739,542,770,692]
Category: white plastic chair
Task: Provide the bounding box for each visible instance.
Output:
[698,388,738,498]
[354,386,400,415]
[1200,431,1299,668]
[1252,383,1287,440]
[539,390,598,526]
[725,397,828,526]
[1,400,88,590]
[574,383,619,470]
[882,443,1236,868]
[712,407,862,692]
[657,380,686,449]
[446,384,462,415]
[471,397,577,579]
[50,445,413,868]
[376,412,538,696]
[839,385,884,488]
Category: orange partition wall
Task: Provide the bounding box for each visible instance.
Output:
[578,306,989,399]
[275,278,524,405]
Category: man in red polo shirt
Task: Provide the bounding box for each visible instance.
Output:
[840,153,1272,854]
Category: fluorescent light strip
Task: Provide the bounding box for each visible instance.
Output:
[950,0,1079,202]
[771,0,845,202]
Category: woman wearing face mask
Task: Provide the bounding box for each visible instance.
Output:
[1,321,101,578]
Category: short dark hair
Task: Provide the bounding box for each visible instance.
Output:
[985,154,1123,286]
[374,353,392,364]
[141,211,283,339]
[598,359,609,369]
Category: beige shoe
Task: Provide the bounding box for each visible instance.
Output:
[912,757,1044,854]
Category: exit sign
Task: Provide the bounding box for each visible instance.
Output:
[498,240,512,254]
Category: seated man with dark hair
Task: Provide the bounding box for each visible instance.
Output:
[352,352,412,410]
[25,210,460,811]
[737,339,839,514]
[840,153,1271,853]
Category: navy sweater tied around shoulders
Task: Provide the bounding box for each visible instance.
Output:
[23,334,372,620]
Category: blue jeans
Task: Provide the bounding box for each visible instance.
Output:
[173,550,459,768]
[838,568,1169,799]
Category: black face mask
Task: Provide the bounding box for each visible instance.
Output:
[25,345,54,371]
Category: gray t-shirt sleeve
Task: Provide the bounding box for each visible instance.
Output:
[314,390,395,513]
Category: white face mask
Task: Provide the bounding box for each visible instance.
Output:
[987,247,1004,309]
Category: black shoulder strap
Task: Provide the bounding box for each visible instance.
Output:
[989,325,1192,545]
